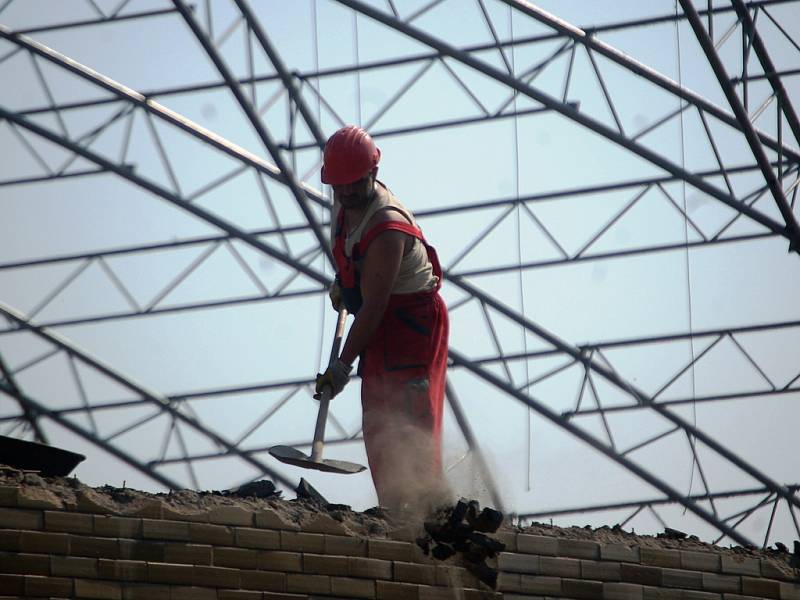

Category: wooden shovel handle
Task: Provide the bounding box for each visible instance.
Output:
[311,308,348,462]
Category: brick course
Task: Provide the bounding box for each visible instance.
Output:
[44,510,93,534]
[0,550,50,575]
[0,490,796,600]
[0,508,42,529]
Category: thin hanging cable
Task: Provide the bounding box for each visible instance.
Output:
[353,11,363,126]
[313,0,326,374]
[507,6,533,492]
[675,1,699,505]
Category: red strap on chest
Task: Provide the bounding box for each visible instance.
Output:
[358,221,443,288]
[356,221,423,256]
[333,215,443,289]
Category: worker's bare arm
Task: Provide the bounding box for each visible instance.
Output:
[338,226,405,366]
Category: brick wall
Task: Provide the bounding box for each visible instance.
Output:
[0,482,798,599]
[496,532,800,599]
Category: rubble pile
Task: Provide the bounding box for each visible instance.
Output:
[416,498,506,588]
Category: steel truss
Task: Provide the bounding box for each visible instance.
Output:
[1,0,799,547]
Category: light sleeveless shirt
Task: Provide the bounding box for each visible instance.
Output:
[331,183,438,294]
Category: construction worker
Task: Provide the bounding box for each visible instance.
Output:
[315,125,450,513]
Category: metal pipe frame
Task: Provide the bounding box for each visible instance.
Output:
[0,52,780,524]
[518,485,800,520]
[2,1,799,544]
[0,379,182,490]
[2,312,797,427]
[678,0,800,251]
[9,0,799,169]
[0,25,328,210]
[730,0,800,153]
[169,0,332,265]
[0,106,328,287]
[11,6,179,35]
[444,380,505,513]
[445,347,753,546]
[0,19,505,508]
[0,351,46,443]
[496,0,800,163]
[0,301,297,490]
[334,0,794,249]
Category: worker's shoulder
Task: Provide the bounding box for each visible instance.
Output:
[369,207,409,227]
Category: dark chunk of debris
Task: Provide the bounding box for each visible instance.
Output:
[791,541,800,568]
[774,541,788,553]
[432,543,456,560]
[232,480,279,499]
[658,527,687,540]
[469,531,505,556]
[466,560,498,589]
[364,506,389,519]
[416,536,431,556]
[449,498,470,526]
[295,478,327,505]
[469,507,504,533]
[418,498,505,589]
[325,503,351,512]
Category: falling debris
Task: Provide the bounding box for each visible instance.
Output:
[416,498,506,589]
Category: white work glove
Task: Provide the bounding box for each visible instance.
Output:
[314,358,352,400]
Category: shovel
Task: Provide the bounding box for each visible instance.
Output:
[269,308,367,475]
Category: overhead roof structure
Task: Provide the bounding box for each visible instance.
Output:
[1,0,798,548]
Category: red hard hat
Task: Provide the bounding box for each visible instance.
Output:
[321,125,381,185]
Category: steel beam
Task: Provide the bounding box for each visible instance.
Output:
[9,5,800,165]
[0,105,329,287]
[446,347,753,546]
[0,161,787,275]
[0,167,116,187]
[4,97,798,532]
[446,273,800,517]
[517,485,800,519]
[679,0,800,251]
[231,0,326,147]
[565,387,800,417]
[0,300,298,490]
[0,290,320,336]
[170,1,332,264]
[730,0,800,154]
[0,380,181,489]
[334,0,792,246]
[498,0,800,164]
[0,351,47,442]
[12,7,179,35]
[445,380,505,513]
[0,26,327,210]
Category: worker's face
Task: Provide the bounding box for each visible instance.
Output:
[332,168,377,209]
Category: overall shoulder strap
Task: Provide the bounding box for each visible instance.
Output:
[355,221,423,258]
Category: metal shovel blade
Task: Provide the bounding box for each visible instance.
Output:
[268,445,366,475]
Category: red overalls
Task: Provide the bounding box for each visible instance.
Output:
[333,210,450,509]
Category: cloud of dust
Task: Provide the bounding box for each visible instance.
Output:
[366,410,453,519]
[443,447,496,510]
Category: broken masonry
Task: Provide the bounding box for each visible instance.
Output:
[417,498,505,589]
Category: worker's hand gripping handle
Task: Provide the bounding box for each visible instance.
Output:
[310,308,348,463]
